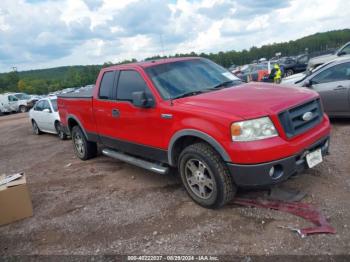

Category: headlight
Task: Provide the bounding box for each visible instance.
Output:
[231,117,278,141]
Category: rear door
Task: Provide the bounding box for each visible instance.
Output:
[42,100,57,132]
[93,70,119,146]
[311,62,350,114]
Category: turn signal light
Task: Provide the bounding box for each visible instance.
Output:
[231,124,242,136]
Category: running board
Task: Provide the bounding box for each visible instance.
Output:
[102,148,169,175]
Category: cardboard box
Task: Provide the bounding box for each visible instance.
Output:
[0,173,33,226]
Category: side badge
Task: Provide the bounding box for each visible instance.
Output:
[161,114,173,119]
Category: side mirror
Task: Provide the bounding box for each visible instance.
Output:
[338,51,346,56]
[303,80,312,88]
[132,91,154,108]
[43,108,51,113]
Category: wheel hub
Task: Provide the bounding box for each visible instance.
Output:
[185,159,214,200]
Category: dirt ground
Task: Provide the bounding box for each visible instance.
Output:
[0,113,350,256]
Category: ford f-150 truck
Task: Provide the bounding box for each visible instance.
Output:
[58,57,330,208]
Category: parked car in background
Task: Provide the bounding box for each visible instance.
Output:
[234,63,269,82]
[228,64,237,72]
[278,54,309,77]
[29,96,67,140]
[284,57,350,117]
[0,93,28,113]
[308,41,350,70]
[282,56,350,85]
[58,57,330,208]
[13,92,39,112]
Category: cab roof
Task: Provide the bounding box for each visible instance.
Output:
[103,57,201,71]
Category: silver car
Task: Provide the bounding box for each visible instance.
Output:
[292,58,350,117]
[308,41,350,70]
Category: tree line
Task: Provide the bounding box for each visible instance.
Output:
[0,29,349,95]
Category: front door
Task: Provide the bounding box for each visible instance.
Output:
[95,69,167,162]
[7,95,19,111]
[311,62,350,114]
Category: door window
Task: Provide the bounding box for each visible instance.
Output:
[312,62,350,84]
[50,99,58,112]
[339,44,350,55]
[42,100,51,111]
[99,71,116,99]
[116,70,148,101]
[8,95,18,102]
[34,100,44,111]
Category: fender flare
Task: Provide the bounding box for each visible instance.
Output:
[66,114,88,138]
[168,129,231,166]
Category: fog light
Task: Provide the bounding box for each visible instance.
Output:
[269,166,275,177]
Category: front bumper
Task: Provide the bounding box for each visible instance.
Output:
[227,136,329,187]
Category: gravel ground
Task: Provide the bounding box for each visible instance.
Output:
[0,113,350,256]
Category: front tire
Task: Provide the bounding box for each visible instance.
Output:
[71,125,97,160]
[32,120,42,135]
[55,121,67,140]
[178,143,236,209]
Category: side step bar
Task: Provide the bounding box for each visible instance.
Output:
[102,148,169,175]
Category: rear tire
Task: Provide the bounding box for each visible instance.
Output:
[55,121,67,140]
[32,120,42,135]
[178,142,236,209]
[71,125,97,160]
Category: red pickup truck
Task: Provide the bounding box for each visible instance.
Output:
[58,57,330,208]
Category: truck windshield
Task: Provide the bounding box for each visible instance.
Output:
[145,59,242,100]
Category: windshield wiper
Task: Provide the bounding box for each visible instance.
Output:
[210,80,236,89]
[172,90,205,100]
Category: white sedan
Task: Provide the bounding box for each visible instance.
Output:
[29,96,67,140]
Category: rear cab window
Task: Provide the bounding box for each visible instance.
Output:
[99,71,116,99]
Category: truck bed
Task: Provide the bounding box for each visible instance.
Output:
[57,89,93,99]
[57,90,96,135]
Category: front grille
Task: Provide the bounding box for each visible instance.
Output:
[278,98,323,138]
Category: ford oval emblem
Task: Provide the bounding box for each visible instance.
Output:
[302,112,313,121]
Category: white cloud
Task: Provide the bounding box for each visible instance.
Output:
[0,0,349,72]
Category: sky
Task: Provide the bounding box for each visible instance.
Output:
[0,0,349,72]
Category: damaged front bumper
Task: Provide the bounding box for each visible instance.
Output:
[227,136,330,187]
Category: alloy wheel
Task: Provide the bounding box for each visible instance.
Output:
[74,133,85,157]
[33,122,39,134]
[184,159,215,199]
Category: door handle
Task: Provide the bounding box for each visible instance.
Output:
[112,109,120,118]
[333,85,346,91]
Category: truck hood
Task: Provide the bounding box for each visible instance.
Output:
[176,82,317,119]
